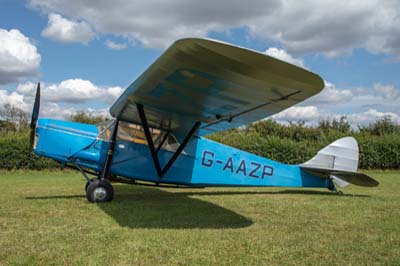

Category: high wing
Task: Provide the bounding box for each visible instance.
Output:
[110,38,324,138]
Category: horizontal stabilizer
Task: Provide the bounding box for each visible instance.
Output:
[301,167,379,187]
[300,137,379,187]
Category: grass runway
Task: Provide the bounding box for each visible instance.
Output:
[0,170,399,265]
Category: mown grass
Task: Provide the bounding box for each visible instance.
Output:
[0,170,399,266]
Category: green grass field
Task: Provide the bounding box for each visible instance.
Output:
[0,170,399,266]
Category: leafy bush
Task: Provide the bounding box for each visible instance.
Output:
[357,134,400,169]
[209,118,400,169]
[69,110,108,124]
[0,131,58,170]
[0,118,399,170]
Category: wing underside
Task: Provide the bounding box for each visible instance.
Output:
[110,38,324,137]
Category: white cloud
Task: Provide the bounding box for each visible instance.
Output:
[28,0,277,48]
[265,47,304,67]
[38,104,111,120]
[2,77,399,128]
[313,82,400,113]
[306,81,354,104]
[249,0,400,57]
[16,79,123,104]
[297,80,399,114]
[41,13,95,44]
[1,78,122,120]
[105,86,123,101]
[39,102,76,119]
[29,0,400,57]
[272,106,321,122]
[271,80,400,127]
[105,40,127,50]
[272,106,400,127]
[0,28,41,84]
[373,83,400,100]
[347,109,400,125]
[0,89,29,112]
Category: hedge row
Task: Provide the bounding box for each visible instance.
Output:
[0,132,58,170]
[209,131,400,169]
[208,120,400,169]
[0,119,399,170]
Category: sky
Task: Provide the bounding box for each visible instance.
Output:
[0,0,399,127]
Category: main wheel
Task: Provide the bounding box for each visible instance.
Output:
[85,178,94,192]
[86,179,114,203]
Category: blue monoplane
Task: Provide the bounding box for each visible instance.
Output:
[30,38,379,202]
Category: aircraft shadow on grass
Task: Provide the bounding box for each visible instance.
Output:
[25,186,368,229]
[176,189,370,197]
[97,185,254,229]
[26,185,253,229]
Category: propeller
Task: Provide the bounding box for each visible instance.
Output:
[29,82,40,149]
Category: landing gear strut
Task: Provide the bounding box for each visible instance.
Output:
[81,119,119,203]
[73,167,115,202]
[328,178,343,195]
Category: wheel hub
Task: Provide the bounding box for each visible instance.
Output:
[93,187,107,201]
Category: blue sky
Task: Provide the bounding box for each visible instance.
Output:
[0,0,399,126]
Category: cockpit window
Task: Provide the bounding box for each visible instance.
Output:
[97,120,181,152]
[117,122,155,144]
[96,120,114,140]
[162,134,180,152]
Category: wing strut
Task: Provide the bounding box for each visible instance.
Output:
[137,103,201,178]
[156,132,170,153]
[100,119,120,179]
[201,90,301,130]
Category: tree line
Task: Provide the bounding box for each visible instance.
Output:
[209,117,400,169]
[0,104,399,169]
[0,105,107,134]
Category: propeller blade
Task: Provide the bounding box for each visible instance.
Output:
[30,82,40,129]
[29,127,35,148]
[30,82,40,149]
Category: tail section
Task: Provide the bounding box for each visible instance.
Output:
[300,137,379,188]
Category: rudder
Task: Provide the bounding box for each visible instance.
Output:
[300,137,378,188]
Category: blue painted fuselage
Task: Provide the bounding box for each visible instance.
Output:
[34,118,329,189]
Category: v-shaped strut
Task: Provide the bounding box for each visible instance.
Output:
[136,103,200,178]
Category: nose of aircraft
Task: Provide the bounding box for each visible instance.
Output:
[34,118,98,163]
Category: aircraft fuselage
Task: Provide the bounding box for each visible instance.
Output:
[34,118,330,189]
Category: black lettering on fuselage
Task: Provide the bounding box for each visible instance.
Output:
[236,160,247,175]
[223,157,234,172]
[201,151,214,167]
[249,162,261,178]
[262,165,274,178]
[200,150,274,179]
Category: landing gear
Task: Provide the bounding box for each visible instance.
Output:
[85,178,94,192]
[74,118,118,203]
[85,118,118,203]
[86,179,114,202]
[328,179,343,195]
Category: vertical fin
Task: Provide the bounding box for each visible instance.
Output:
[301,137,360,188]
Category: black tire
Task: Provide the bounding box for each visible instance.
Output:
[86,179,114,203]
[85,179,94,192]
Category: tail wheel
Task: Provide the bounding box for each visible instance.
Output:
[86,179,114,203]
